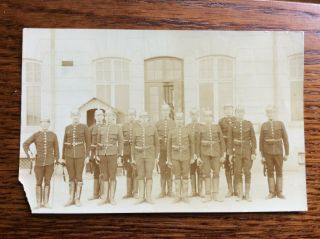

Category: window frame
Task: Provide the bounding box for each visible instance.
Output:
[197,55,236,121]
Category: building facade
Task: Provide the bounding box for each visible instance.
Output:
[20,29,304,167]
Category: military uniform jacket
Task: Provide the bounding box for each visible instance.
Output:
[259,120,289,157]
[89,123,103,157]
[96,123,124,156]
[62,123,90,159]
[156,119,176,151]
[167,126,194,161]
[198,124,226,158]
[228,120,256,158]
[23,131,60,166]
[122,120,139,156]
[132,123,160,161]
[186,122,202,156]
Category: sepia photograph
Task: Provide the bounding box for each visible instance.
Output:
[19,29,306,213]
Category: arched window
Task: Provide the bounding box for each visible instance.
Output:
[24,60,41,126]
[289,53,303,122]
[198,55,235,120]
[95,57,130,113]
[145,57,184,121]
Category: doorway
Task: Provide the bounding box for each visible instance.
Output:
[144,57,184,121]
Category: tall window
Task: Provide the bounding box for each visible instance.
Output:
[145,57,184,121]
[25,61,41,126]
[289,54,304,121]
[95,58,130,113]
[198,55,234,119]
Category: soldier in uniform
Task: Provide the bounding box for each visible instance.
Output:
[186,108,203,197]
[122,108,139,199]
[23,117,59,209]
[156,104,176,198]
[132,112,160,204]
[228,106,256,202]
[218,105,237,197]
[62,109,90,207]
[88,109,104,200]
[167,112,194,203]
[95,110,124,205]
[198,110,226,202]
[260,105,289,199]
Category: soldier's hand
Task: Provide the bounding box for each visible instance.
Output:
[283,155,288,161]
[251,154,256,161]
[131,159,136,165]
[59,158,66,165]
[197,157,203,167]
[220,156,226,163]
[117,156,123,166]
[85,156,90,164]
[95,156,101,164]
[166,160,173,168]
[261,157,266,164]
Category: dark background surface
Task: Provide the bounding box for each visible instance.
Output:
[0,0,319,238]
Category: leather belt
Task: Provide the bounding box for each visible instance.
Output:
[234,139,249,143]
[172,145,187,150]
[201,140,219,145]
[265,139,282,142]
[64,142,83,146]
[135,146,152,150]
[97,143,114,148]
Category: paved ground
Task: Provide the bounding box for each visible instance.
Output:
[19,162,307,214]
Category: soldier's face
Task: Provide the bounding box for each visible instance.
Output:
[40,121,50,131]
[176,117,184,126]
[140,115,148,124]
[95,113,104,123]
[224,107,233,117]
[72,114,80,124]
[128,113,136,121]
[266,110,274,120]
[105,114,113,124]
[205,115,212,124]
[190,113,198,122]
[236,110,245,120]
[161,109,170,119]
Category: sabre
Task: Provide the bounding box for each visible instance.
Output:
[29,151,34,175]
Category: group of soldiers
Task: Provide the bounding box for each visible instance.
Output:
[23,104,289,209]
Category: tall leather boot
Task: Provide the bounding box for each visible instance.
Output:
[173,179,181,203]
[133,178,139,199]
[245,182,251,202]
[65,182,75,207]
[225,171,233,197]
[182,179,189,203]
[109,180,117,205]
[233,176,238,196]
[158,176,166,198]
[276,176,285,199]
[212,177,223,202]
[75,182,83,207]
[190,175,196,196]
[202,177,211,202]
[198,178,205,198]
[123,177,132,199]
[35,185,42,209]
[136,179,145,204]
[43,185,51,208]
[167,176,174,197]
[98,181,109,205]
[236,180,243,202]
[266,176,276,199]
[99,175,104,198]
[88,179,100,200]
[145,179,153,204]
